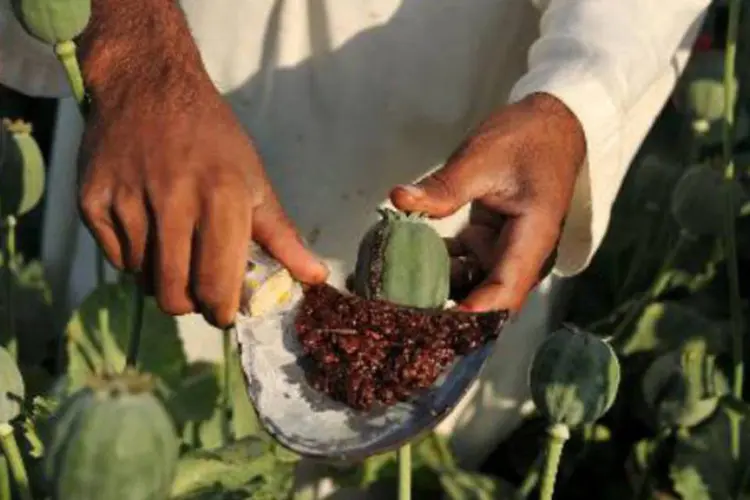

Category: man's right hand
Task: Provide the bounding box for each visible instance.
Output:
[75,0,328,328]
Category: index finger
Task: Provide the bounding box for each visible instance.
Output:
[252,197,329,284]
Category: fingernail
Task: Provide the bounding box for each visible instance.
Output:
[397,184,424,198]
[454,303,476,313]
[315,260,330,280]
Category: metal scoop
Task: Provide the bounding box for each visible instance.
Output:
[234,244,507,461]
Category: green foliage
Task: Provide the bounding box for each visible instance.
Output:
[667,401,741,500]
[615,301,727,357]
[329,433,517,498]
[0,346,24,423]
[501,4,750,497]
[64,278,187,390]
[0,254,55,368]
[170,438,296,499]
[173,348,260,452]
[639,343,728,430]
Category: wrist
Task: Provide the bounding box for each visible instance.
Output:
[521,92,587,169]
[76,0,209,103]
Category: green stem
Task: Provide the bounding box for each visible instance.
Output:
[97,302,114,373]
[688,119,710,164]
[617,229,652,303]
[430,432,456,469]
[21,419,43,460]
[3,216,16,361]
[730,410,742,461]
[96,252,105,288]
[584,296,641,333]
[125,286,145,368]
[539,423,569,500]
[617,203,671,303]
[398,443,412,500]
[721,0,744,463]
[0,455,9,500]
[52,40,111,292]
[722,0,744,402]
[0,423,32,500]
[736,458,750,499]
[615,170,682,307]
[518,452,545,498]
[609,234,687,346]
[53,40,86,112]
[220,328,234,445]
[636,430,671,500]
[726,222,743,399]
[722,2,740,167]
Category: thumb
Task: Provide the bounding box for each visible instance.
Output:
[390,158,493,218]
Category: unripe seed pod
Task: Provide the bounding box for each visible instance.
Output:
[670,164,747,238]
[352,208,450,309]
[43,370,179,500]
[640,343,727,431]
[11,0,91,45]
[675,50,737,122]
[529,325,621,429]
[0,119,46,218]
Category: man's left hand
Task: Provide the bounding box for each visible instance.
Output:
[390,93,586,314]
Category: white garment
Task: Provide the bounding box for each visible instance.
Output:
[0,0,708,494]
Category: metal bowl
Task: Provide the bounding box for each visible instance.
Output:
[233,242,508,460]
[234,280,508,461]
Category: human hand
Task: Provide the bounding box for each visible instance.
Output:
[390,93,585,314]
[75,40,328,328]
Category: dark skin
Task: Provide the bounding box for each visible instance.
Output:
[76,0,585,328]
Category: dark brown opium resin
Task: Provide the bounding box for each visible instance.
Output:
[295,283,508,411]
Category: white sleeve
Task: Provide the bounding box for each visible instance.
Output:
[0,0,71,97]
[511,0,711,276]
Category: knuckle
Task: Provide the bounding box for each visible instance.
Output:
[147,175,195,212]
[254,202,293,241]
[423,171,461,202]
[207,172,262,210]
[203,184,242,213]
[111,189,141,224]
[112,184,140,206]
[497,166,530,205]
[78,185,111,222]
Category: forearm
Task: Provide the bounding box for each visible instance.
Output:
[78,0,207,101]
